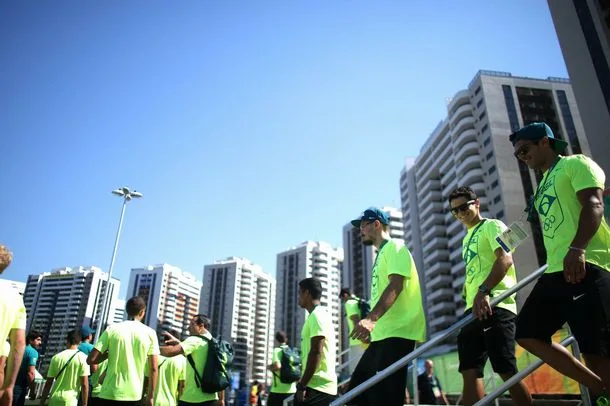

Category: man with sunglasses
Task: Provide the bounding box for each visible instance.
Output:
[347,207,425,406]
[449,187,531,406]
[510,122,610,405]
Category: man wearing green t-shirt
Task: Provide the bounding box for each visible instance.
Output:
[143,354,185,406]
[511,122,610,404]
[87,296,159,406]
[0,244,26,406]
[295,278,337,406]
[40,330,90,406]
[348,207,426,406]
[449,186,532,406]
[160,314,223,406]
[338,289,367,376]
[266,331,296,406]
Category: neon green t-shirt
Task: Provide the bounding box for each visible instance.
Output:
[533,155,610,273]
[90,360,107,398]
[47,349,90,406]
[94,320,160,401]
[179,334,218,403]
[300,306,337,396]
[270,346,296,394]
[462,219,517,314]
[343,299,361,347]
[370,239,426,342]
[0,289,26,349]
[145,355,186,406]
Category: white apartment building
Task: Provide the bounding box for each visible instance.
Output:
[112,298,126,324]
[23,266,120,373]
[400,70,591,351]
[275,241,343,367]
[0,278,26,295]
[200,257,275,386]
[126,264,202,338]
[340,207,404,352]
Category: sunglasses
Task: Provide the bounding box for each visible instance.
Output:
[514,140,539,159]
[450,200,476,215]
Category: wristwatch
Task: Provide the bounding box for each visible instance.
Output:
[478,284,491,295]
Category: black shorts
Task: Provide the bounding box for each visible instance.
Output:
[458,307,518,377]
[515,262,610,357]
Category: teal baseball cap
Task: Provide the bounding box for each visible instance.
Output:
[351,207,390,228]
[509,122,568,154]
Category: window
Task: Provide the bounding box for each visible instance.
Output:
[493,195,502,204]
[556,90,582,154]
[483,137,491,147]
[497,210,505,219]
[479,111,486,121]
[491,180,499,188]
[488,165,496,175]
[486,151,494,160]
[481,124,489,134]
[476,99,483,108]
[474,86,481,96]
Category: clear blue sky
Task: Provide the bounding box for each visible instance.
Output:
[0,1,568,299]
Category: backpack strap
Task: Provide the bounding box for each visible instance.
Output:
[55,350,81,380]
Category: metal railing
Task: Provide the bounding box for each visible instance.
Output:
[329,264,549,406]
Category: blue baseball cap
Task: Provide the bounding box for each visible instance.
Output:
[80,326,94,339]
[509,122,567,153]
[351,207,390,228]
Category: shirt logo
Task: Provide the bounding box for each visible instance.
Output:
[536,175,564,239]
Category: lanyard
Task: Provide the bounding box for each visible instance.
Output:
[525,156,562,221]
[462,219,487,262]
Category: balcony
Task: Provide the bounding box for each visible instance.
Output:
[421,224,445,241]
[453,128,478,151]
[457,155,481,174]
[423,236,449,253]
[424,249,450,265]
[453,116,475,138]
[420,201,443,220]
[471,182,486,196]
[420,212,444,230]
[452,275,466,290]
[455,141,479,162]
[450,103,473,126]
[448,229,466,247]
[447,90,470,114]
[426,261,451,280]
[461,168,484,188]
[429,301,457,315]
[427,288,454,303]
[426,273,452,291]
[430,315,457,330]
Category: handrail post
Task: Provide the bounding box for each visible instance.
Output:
[412,358,419,406]
[568,326,592,406]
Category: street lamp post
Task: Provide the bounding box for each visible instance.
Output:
[93,187,143,343]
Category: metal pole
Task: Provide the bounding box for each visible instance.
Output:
[569,327,592,406]
[329,265,548,406]
[472,336,575,406]
[93,198,127,343]
[412,358,419,406]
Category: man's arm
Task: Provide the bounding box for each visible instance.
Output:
[351,274,404,342]
[3,329,25,392]
[86,349,107,366]
[473,248,513,319]
[159,345,184,357]
[564,187,605,284]
[39,378,53,406]
[0,356,6,391]
[145,355,158,406]
[298,336,325,389]
[80,376,88,406]
[27,365,37,399]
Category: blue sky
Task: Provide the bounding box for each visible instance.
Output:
[0,1,568,299]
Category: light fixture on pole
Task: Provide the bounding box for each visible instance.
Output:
[93,187,143,343]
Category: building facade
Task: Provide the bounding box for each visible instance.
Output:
[126,264,202,338]
[400,71,591,350]
[23,266,120,372]
[200,257,275,386]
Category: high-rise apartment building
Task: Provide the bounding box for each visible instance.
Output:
[275,242,343,366]
[126,264,201,338]
[400,71,591,350]
[23,266,120,372]
[200,257,275,386]
[112,298,126,324]
[0,278,26,295]
[340,207,404,353]
[548,0,610,172]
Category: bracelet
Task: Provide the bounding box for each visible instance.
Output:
[569,246,586,254]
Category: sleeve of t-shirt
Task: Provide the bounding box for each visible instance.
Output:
[385,242,413,279]
[12,297,26,330]
[148,330,160,356]
[47,355,59,378]
[180,336,203,356]
[176,357,186,381]
[26,348,38,367]
[308,311,328,339]
[80,355,90,377]
[568,155,606,192]
[94,330,109,354]
[272,348,281,364]
[487,220,507,253]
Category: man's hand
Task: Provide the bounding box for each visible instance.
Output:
[473,292,492,320]
[350,318,375,343]
[162,331,180,346]
[0,388,12,406]
[563,249,586,284]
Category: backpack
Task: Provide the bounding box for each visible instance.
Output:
[187,336,234,393]
[355,298,370,319]
[278,345,301,384]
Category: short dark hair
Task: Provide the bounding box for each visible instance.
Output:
[339,288,351,297]
[299,277,323,300]
[27,330,42,342]
[126,296,147,317]
[275,331,287,344]
[66,330,81,346]
[449,186,477,203]
[193,314,211,330]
